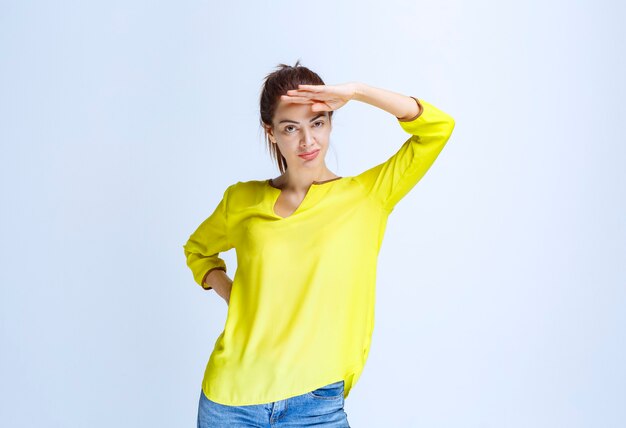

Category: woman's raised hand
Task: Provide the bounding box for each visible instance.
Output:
[280,82,359,112]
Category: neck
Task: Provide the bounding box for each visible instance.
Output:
[273,168,340,191]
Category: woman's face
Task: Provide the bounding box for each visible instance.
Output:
[267,99,332,171]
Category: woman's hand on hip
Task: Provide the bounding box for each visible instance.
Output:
[281,82,360,112]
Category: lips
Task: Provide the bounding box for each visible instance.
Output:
[298,149,320,160]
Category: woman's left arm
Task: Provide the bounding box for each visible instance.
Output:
[282,82,455,211]
[351,82,423,121]
[282,82,420,121]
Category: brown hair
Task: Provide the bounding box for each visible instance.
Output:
[259,59,334,174]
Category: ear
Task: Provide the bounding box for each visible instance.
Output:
[265,125,276,143]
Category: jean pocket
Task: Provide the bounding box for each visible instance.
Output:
[307,380,344,400]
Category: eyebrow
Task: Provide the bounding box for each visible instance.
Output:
[278,113,327,125]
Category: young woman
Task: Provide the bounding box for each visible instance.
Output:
[184,60,456,427]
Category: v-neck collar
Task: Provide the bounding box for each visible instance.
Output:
[265,176,344,220]
[267,176,343,190]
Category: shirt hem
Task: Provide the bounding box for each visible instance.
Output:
[200,361,365,406]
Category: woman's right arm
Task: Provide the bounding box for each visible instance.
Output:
[204,269,233,305]
[183,184,235,304]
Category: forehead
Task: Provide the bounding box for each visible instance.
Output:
[274,100,322,122]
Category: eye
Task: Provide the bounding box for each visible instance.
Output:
[313,120,324,127]
[284,125,296,133]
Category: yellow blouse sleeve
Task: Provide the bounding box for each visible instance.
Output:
[353,98,456,211]
[183,185,233,289]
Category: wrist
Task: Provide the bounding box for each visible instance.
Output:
[203,267,226,290]
[351,82,368,102]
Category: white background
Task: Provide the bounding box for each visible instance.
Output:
[1,0,624,427]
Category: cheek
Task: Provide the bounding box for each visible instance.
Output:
[278,141,298,155]
[320,131,331,147]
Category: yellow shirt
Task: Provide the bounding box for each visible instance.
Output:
[183,98,455,405]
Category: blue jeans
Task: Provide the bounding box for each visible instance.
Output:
[197,380,351,427]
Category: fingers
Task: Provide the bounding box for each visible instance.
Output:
[286,85,326,97]
[281,84,330,105]
[283,92,328,104]
[295,84,325,92]
[279,94,331,110]
[280,94,314,103]
[285,91,314,99]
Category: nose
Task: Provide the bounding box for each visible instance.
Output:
[300,127,315,148]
